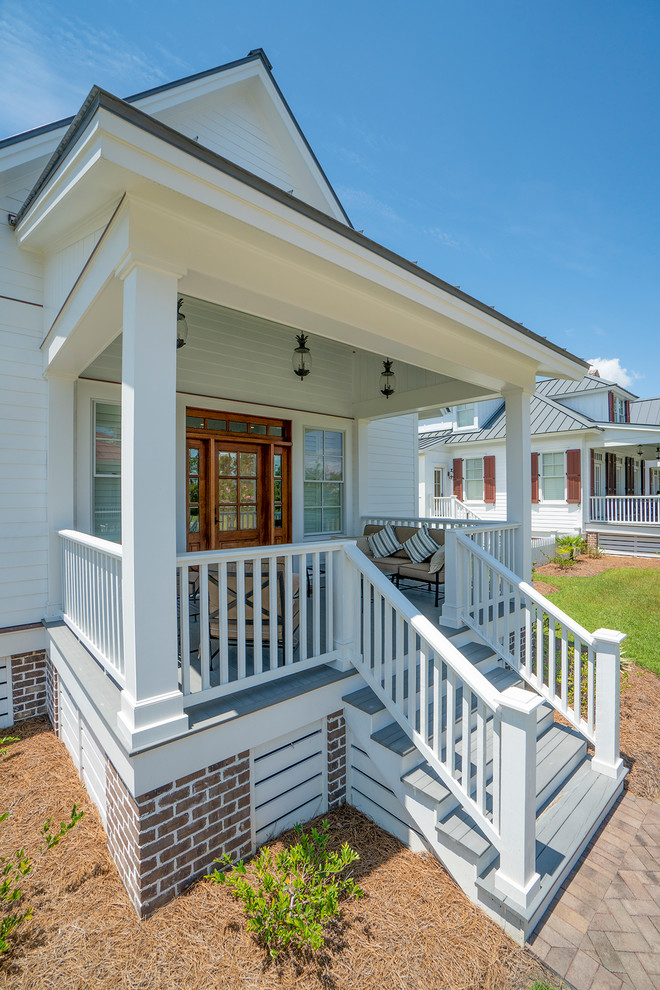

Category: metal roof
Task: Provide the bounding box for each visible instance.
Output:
[418,429,452,450]
[419,394,601,449]
[536,373,638,400]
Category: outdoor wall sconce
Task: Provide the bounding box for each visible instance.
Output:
[380,358,396,399]
[292,333,312,381]
[447,468,454,480]
[638,446,644,457]
[176,298,189,349]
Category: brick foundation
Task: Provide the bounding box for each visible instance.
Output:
[586,531,599,552]
[45,656,60,734]
[327,710,347,809]
[106,752,252,917]
[10,650,47,722]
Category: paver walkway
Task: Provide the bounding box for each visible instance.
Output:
[529,790,660,989]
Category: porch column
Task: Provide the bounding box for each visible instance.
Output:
[46,374,76,618]
[116,258,188,748]
[503,386,534,582]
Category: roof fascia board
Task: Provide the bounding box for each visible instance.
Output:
[15,92,586,377]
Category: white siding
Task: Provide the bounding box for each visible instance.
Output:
[556,392,608,422]
[57,679,107,825]
[366,415,418,516]
[43,217,111,326]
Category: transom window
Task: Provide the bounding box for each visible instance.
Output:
[464,457,483,500]
[456,404,475,429]
[93,401,121,542]
[304,429,344,535]
[186,411,288,439]
[541,452,565,501]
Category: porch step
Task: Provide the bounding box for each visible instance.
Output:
[476,758,625,939]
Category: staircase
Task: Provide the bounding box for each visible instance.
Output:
[343,626,624,943]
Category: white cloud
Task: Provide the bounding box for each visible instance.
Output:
[586,357,642,389]
[337,187,402,224]
[427,227,461,250]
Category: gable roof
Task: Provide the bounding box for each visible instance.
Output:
[419,393,601,450]
[11,85,590,376]
[536,373,638,400]
[0,49,351,226]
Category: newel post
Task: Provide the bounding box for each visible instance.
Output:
[494,686,543,909]
[332,544,358,671]
[591,629,626,779]
[440,528,465,629]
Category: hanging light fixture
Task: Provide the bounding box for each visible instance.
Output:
[176,298,188,349]
[380,358,396,399]
[638,446,644,457]
[292,333,312,381]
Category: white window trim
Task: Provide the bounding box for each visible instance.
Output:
[303,427,345,537]
[455,403,477,431]
[540,451,566,503]
[463,456,484,502]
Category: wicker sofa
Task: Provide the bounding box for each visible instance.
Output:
[359,524,445,606]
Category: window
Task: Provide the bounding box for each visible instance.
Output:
[616,456,624,495]
[541,452,565,501]
[456,404,475,429]
[613,396,626,423]
[93,402,121,541]
[464,457,483,500]
[304,429,344,534]
[433,468,444,498]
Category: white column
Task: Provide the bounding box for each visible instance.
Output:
[439,528,464,628]
[591,628,626,779]
[116,259,188,748]
[46,374,76,618]
[494,686,543,909]
[504,386,534,581]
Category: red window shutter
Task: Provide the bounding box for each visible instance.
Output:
[625,400,631,423]
[483,456,496,503]
[641,460,646,495]
[531,452,539,504]
[590,449,595,497]
[608,392,615,422]
[606,453,616,495]
[566,449,581,504]
[625,457,634,495]
[453,458,463,499]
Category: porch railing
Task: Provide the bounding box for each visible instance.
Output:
[454,530,624,767]
[361,513,485,531]
[176,541,353,705]
[59,530,124,686]
[345,543,543,903]
[589,495,660,525]
[430,495,483,521]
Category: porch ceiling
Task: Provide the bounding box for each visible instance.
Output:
[28,91,588,389]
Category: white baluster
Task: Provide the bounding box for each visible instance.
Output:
[199,564,210,690]
[253,557,263,674]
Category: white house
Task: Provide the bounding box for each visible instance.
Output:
[0,50,627,944]
[419,373,660,556]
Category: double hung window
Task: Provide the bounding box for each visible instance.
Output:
[464,457,483,500]
[541,452,564,501]
[303,429,344,534]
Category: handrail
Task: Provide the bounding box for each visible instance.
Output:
[456,533,595,646]
[361,514,485,530]
[58,529,123,559]
[177,538,355,567]
[345,543,507,709]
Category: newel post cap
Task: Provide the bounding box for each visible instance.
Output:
[593,628,627,647]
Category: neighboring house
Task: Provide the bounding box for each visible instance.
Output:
[0,50,627,944]
[419,373,660,556]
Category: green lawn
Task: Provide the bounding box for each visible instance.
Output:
[535,568,660,676]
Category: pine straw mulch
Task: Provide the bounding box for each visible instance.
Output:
[535,553,660,579]
[0,719,561,990]
[620,662,660,800]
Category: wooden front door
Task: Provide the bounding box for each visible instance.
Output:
[185,411,291,552]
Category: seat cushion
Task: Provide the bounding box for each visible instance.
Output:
[398,561,444,583]
[371,556,400,574]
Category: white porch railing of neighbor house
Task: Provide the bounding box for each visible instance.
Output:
[430,495,483,521]
[589,495,660,525]
[175,541,353,705]
[59,530,124,685]
[344,542,542,899]
[454,531,624,771]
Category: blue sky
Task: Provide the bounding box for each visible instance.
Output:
[2,0,658,396]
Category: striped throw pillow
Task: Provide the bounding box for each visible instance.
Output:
[367,523,403,559]
[403,526,439,563]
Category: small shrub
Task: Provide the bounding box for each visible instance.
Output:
[207,819,363,958]
[555,534,587,561]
